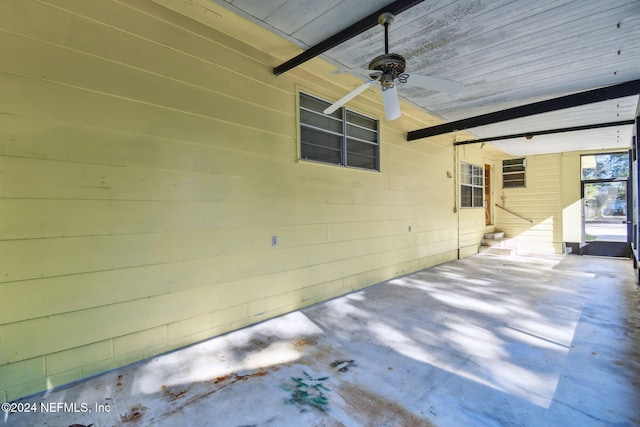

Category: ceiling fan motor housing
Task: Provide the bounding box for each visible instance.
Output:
[369,53,406,88]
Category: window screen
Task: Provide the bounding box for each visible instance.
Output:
[461,162,483,208]
[503,158,526,188]
[300,92,379,171]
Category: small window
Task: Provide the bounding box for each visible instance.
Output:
[299,92,379,171]
[503,158,526,188]
[461,162,483,208]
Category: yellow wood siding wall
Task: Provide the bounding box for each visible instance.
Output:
[561,153,584,243]
[457,145,500,257]
[0,0,459,401]
[495,154,563,253]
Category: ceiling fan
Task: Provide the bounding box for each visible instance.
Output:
[324,12,464,121]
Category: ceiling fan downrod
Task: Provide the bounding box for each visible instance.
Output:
[379,12,394,54]
[369,12,407,90]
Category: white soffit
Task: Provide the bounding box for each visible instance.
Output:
[470,95,639,156]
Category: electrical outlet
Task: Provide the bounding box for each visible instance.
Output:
[271,236,278,247]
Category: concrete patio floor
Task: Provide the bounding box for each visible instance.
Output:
[3,253,640,426]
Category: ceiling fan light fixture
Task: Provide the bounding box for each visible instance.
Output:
[368,53,406,82]
[379,73,396,90]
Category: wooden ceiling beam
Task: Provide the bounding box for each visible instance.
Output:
[407,79,640,141]
[453,120,636,146]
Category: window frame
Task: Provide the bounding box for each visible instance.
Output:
[502,158,526,188]
[299,91,380,171]
[460,162,484,208]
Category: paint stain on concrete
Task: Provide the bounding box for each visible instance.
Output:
[151,370,270,423]
[235,371,268,381]
[282,371,331,412]
[337,382,434,427]
[209,371,269,388]
[120,404,147,423]
[214,374,232,384]
[293,336,319,348]
[161,385,188,401]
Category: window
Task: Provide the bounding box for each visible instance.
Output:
[299,92,379,171]
[503,158,526,188]
[461,162,483,208]
[581,152,629,180]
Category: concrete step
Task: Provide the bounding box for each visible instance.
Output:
[479,245,517,256]
[484,231,504,240]
[479,232,517,256]
[481,237,515,247]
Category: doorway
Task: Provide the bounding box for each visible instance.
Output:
[581,153,631,257]
[484,164,491,225]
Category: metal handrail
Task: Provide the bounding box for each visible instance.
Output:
[495,204,533,223]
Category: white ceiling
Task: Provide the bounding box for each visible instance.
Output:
[469,95,639,155]
[208,0,640,155]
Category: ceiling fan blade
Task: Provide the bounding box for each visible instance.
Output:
[323,80,375,115]
[381,85,401,121]
[402,73,464,95]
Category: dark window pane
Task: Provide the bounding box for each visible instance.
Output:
[503,165,524,173]
[301,144,341,164]
[346,124,377,142]
[473,187,483,207]
[347,139,377,157]
[461,186,472,207]
[301,93,330,112]
[346,111,377,130]
[347,153,377,170]
[301,127,341,150]
[503,172,525,188]
[301,110,343,133]
[503,158,524,167]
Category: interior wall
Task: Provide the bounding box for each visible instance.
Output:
[0,0,460,401]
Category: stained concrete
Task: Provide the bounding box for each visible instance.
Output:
[3,254,640,426]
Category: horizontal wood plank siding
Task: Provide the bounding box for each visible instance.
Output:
[0,0,459,400]
[496,154,563,253]
[456,145,500,257]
